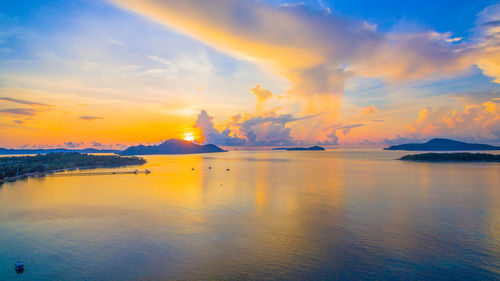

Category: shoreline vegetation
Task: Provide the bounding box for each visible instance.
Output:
[400,153,500,162]
[0,148,119,155]
[0,152,146,183]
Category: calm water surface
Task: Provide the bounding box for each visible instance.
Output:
[0,150,499,280]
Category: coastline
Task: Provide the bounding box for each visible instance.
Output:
[0,165,148,184]
[0,153,146,184]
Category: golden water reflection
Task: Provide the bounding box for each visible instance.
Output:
[0,150,498,280]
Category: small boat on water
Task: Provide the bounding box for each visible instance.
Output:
[145,169,151,174]
[14,261,24,273]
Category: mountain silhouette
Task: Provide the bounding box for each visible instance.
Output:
[272,146,325,151]
[384,138,500,151]
[120,139,226,155]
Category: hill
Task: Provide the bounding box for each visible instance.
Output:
[384,138,500,151]
[120,139,226,155]
[272,146,325,151]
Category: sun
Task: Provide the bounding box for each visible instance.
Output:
[184,132,195,142]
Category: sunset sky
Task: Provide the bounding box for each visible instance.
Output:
[1,0,499,148]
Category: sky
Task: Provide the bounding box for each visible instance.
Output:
[0,0,499,148]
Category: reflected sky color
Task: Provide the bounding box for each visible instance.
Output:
[0,151,499,280]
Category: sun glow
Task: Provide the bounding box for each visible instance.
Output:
[184,132,195,142]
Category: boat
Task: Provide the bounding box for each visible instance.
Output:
[14,261,24,273]
[145,169,151,174]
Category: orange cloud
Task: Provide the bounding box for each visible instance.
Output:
[361,105,383,115]
[250,85,273,114]
[407,99,500,140]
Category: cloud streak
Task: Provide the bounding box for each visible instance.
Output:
[0,97,51,107]
[0,108,38,116]
[338,124,364,135]
[79,116,104,121]
[0,96,52,125]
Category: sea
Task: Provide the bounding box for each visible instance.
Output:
[0,150,499,280]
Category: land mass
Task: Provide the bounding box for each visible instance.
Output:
[272,146,325,151]
[385,138,500,151]
[0,152,146,182]
[0,148,119,155]
[120,139,226,155]
[400,153,500,162]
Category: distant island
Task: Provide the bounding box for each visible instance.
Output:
[120,139,226,155]
[385,138,500,151]
[272,146,325,151]
[0,147,119,155]
[0,152,146,183]
[400,153,500,162]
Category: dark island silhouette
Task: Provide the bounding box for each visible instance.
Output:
[0,148,119,155]
[400,153,500,162]
[120,139,226,155]
[0,152,146,183]
[385,138,500,151]
[273,146,325,151]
